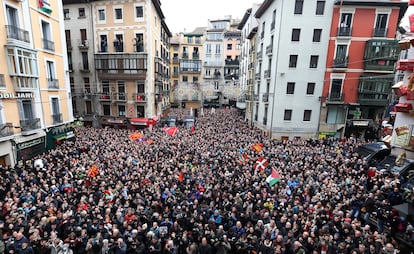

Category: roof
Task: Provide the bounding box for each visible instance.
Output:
[238,8,252,30]
[334,0,407,7]
[185,27,207,36]
[255,0,273,19]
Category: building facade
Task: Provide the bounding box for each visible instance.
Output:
[319,0,404,139]
[170,29,204,111]
[251,0,333,139]
[0,0,72,166]
[63,0,171,129]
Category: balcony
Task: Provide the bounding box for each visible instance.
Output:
[20,118,41,132]
[264,70,271,79]
[263,117,267,125]
[182,52,188,59]
[365,58,397,71]
[326,92,345,102]
[373,27,387,37]
[42,38,55,51]
[266,45,273,55]
[337,27,352,37]
[256,51,262,61]
[260,31,264,39]
[79,63,90,73]
[132,93,146,102]
[253,94,259,101]
[5,25,30,43]
[225,59,240,66]
[172,72,179,77]
[95,53,148,80]
[271,22,275,31]
[52,113,62,124]
[192,53,199,59]
[358,92,389,106]
[78,39,89,50]
[98,93,111,101]
[262,93,269,102]
[113,93,127,101]
[134,43,144,53]
[333,56,349,68]
[47,78,59,89]
[0,123,13,137]
[255,73,261,80]
[172,57,179,64]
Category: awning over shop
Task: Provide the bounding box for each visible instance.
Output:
[130,118,149,126]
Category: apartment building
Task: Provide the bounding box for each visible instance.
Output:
[250,0,333,139]
[238,4,261,124]
[0,0,72,166]
[319,0,405,139]
[63,0,171,129]
[170,29,204,111]
[202,16,241,108]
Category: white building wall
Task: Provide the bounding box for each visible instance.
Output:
[256,0,333,139]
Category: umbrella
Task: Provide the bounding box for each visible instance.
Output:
[392,203,414,217]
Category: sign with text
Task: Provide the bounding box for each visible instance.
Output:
[0,92,33,99]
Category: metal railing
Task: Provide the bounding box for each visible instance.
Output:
[5,25,30,43]
[52,113,62,124]
[47,78,59,89]
[20,118,41,132]
[42,38,55,51]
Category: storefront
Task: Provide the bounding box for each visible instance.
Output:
[46,123,77,150]
[14,132,46,163]
[129,118,156,130]
[101,117,128,129]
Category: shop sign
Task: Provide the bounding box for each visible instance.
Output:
[0,92,33,99]
[16,137,45,151]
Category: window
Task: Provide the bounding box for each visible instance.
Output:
[313,29,322,42]
[294,0,304,14]
[19,100,34,120]
[41,20,54,51]
[227,44,232,50]
[98,9,105,21]
[0,74,5,88]
[51,98,60,123]
[137,105,145,117]
[195,37,201,44]
[64,9,70,19]
[330,79,343,99]
[327,106,346,124]
[115,8,123,20]
[103,105,111,116]
[215,44,221,54]
[84,77,90,93]
[303,110,312,121]
[284,109,292,121]
[316,1,325,15]
[114,34,123,52]
[306,82,315,95]
[117,81,125,100]
[188,37,193,43]
[118,105,126,116]
[78,8,85,18]
[135,6,143,18]
[291,29,301,41]
[46,60,57,88]
[339,13,353,36]
[310,55,319,68]
[286,82,295,94]
[100,35,108,52]
[182,76,188,82]
[81,52,89,70]
[289,55,298,68]
[374,14,388,37]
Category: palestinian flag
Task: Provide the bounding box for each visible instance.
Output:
[239,152,249,164]
[254,157,268,171]
[266,168,280,187]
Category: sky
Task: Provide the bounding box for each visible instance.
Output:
[161,0,260,34]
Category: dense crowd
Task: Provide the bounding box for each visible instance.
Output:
[0,108,412,254]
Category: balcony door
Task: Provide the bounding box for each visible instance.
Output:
[6,5,19,27]
[19,100,34,120]
[330,79,343,100]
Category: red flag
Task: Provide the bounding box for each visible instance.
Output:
[191,125,195,133]
[164,127,178,136]
[251,143,263,153]
[88,164,99,178]
[254,157,268,171]
[178,171,184,182]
